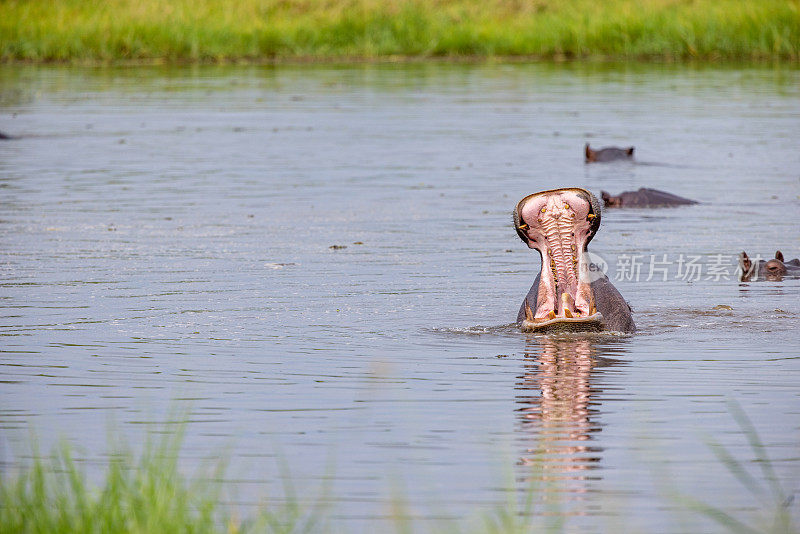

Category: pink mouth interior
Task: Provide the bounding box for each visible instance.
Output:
[518,189,597,322]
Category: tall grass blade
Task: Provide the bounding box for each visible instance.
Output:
[676,495,764,534]
[727,399,787,503]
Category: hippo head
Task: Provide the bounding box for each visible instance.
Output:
[513,187,603,331]
[600,191,622,207]
[765,250,788,281]
[739,250,790,281]
[585,143,634,163]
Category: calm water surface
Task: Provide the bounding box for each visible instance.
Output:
[1,63,799,532]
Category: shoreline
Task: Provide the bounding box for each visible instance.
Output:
[2,54,799,68]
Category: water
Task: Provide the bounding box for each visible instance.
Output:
[1,63,799,532]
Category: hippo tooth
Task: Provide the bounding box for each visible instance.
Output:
[524,302,534,322]
[561,293,574,318]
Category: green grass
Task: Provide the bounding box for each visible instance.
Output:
[1,403,797,533]
[1,0,799,63]
[0,427,224,533]
[0,424,332,534]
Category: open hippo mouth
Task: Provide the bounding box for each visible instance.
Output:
[514,187,603,332]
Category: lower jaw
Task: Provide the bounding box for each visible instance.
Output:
[523,251,598,327]
[521,312,604,333]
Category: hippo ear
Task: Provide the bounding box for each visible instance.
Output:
[739,251,752,271]
[738,252,753,281]
[775,250,784,262]
[626,147,635,156]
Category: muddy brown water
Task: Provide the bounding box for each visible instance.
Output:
[1,63,799,532]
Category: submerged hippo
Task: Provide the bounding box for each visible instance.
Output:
[739,251,800,282]
[513,187,635,333]
[601,188,698,208]
[585,143,634,163]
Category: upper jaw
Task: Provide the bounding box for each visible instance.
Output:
[514,188,602,326]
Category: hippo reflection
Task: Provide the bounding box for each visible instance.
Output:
[739,250,800,281]
[513,187,635,333]
[584,143,634,163]
[601,188,698,208]
[516,337,601,477]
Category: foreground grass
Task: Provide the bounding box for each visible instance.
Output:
[0,428,222,533]
[0,403,796,533]
[0,425,330,534]
[2,0,799,63]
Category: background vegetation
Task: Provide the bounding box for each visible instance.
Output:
[1,0,799,63]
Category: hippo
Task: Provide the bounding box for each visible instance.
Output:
[739,250,800,282]
[513,187,635,333]
[600,188,698,208]
[585,143,634,163]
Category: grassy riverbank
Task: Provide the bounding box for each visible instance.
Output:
[2,0,799,63]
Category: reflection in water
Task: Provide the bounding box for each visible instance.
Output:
[516,336,621,502]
